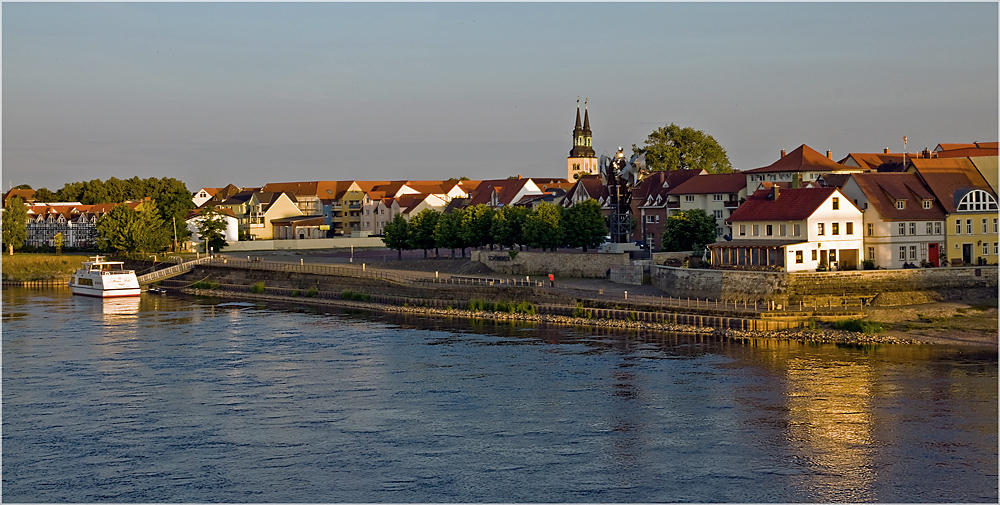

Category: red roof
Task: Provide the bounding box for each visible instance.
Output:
[668,172,747,194]
[727,187,838,223]
[745,144,844,173]
[848,173,944,221]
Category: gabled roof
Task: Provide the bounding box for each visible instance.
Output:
[745,144,844,174]
[466,178,539,207]
[261,181,320,198]
[631,169,704,204]
[668,172,747,195]
[4,188,36,207]
[934,142,998,158]
[848,173,944,221]
[908,158,995,214]
[185,207,239,220]
[727,187,839,223]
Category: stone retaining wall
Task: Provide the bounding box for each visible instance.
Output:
[652,265,997,303]
[473,250,629,278]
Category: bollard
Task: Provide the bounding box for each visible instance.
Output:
[301,258,304,266]
[363,263,366,271]
[624,291,628,300]
[436,271,439,279]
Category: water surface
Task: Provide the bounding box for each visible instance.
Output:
[3,288,996,502]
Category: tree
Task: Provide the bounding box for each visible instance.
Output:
[196,207,229,253]
[632,123,733,173]
[491,205,530,250]
[434,209,465,258]
[563,199,607,252]
[523,202,564,251]
[2,196,28,254]
[13,184,32,190]
[460,204,495,250]
[33,187,58,202]
[53,232,64,254]
[382,214,409,260]
[661,209,718,252]
[96,202,169,257]
[408,209,440,258]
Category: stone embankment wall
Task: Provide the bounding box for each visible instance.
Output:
[473,250,629,278]
[652,265,998,303]
[223,237,386,252]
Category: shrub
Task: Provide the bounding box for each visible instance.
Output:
[341,290,370,302]
[291,290,301,297]
[250,282,266,294]
[862,260,876,270]
[306,287,318,298]
[628,311,638,322]
[832,318,885,334]
[190,280,220,290]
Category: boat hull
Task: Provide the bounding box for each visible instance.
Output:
[70,284,142,298]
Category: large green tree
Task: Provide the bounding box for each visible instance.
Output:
[434,209,465,258]
[490,205,530,250]
[196,207,229,253]
[523,202,564,251]
[408,209,440,258]
[96,202,169,257]
[661,209,718,252]
[563,199,607,252]
[632,123,733,173]
[460,204,495,250]
[382,214,410,260]
[2,196,28,254]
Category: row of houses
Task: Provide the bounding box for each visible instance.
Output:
[10,199,149,249]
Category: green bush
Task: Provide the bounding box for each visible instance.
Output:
[342,290,370,302]
[832,318,886,334]
[291,290,301,297]
[190,280,220,290]
[306,287,319,298]
[250,282,266,294]
[862,260,876,270]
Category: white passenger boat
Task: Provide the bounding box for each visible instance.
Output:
[69,256,141,298]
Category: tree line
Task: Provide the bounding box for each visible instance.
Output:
[381,200,608,259]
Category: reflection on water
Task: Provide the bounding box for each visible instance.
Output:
[2,288,997,503]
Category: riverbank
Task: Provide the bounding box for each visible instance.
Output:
[181,287,930,346]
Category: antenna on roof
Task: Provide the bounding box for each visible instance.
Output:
[902,135,908,168]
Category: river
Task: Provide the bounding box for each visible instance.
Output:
[3,287,997,502]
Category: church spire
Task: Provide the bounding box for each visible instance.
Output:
[583,98,591,135]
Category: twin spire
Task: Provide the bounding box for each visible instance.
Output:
[574,97,591,135]
[570,97,595,158]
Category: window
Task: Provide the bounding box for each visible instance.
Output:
[984,243,990,255]
[795,251,803,263]
[983,219,989,234]
[899,223,906,236]
[684,195,695,202]
[995,218,999,234]
[995,242,998,255]
[956,219,962,234]
[812,250,817,261]
[829,250,837,262]
[846,222,853,235]
[926,222,933,235]
[922,200,932,209]
[895,200,905,209]
[646,215,655,224]
[766,225,773,236]
[832,197,839,210]
[779,224,787,237]
[956,189,999,211]
[793,224,801,236]
[867,223,873,236]
[752,225,759,236]
[817,223,825,235]
[713,194,723,201]
[656,215,660,223]
[714,210,723,219]
[909,246,916,260]
[909,222,916,235]
[967,219,973,234]
[934,222,942,235]
[899,247,906,261]
[868,247,875,260]
[739,224,746,236]
[832,223,839,235]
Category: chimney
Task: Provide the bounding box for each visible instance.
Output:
[826,150,833,160]
[884,148,891,154]
[780,149,786,158]
[922,147,931,159]
[772,185,780,200]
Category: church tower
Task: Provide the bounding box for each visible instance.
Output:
[567,99,597,180]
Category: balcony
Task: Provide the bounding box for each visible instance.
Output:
[724,200,740,209]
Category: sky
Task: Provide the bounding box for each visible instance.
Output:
[3,2,997,193]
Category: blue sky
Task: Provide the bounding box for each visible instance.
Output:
[3,2,997,193]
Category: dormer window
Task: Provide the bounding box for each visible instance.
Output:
[922,199,932,209]
[956,189,998,212]
[895,200,905,210]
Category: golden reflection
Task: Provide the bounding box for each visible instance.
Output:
[101,296,140,320]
